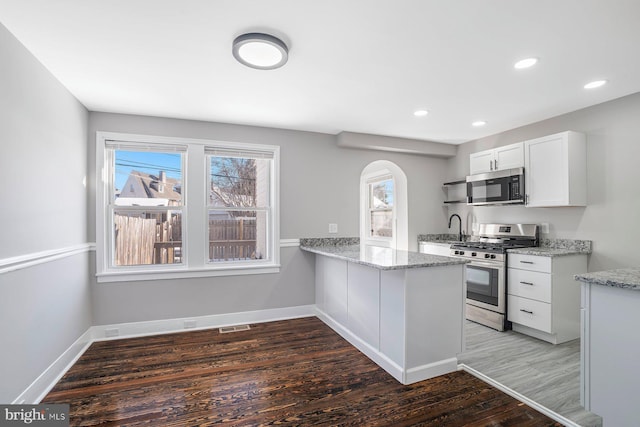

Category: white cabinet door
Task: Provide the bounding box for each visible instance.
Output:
[508,295,552,333]
[469,149,494,174]
[494,142,524,171]
[508,253,585,344]
[469,142,524,175]
[321,256,348,325]
[347,263,380,349]
[524,131,586,207]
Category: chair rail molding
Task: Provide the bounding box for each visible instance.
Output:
[0,243,95,275]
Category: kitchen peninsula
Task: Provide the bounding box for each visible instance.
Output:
[300,238,467,385]
[575,268,640,427]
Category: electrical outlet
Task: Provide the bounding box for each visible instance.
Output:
[184,320,197,329]
[541,223,550,234]
[328,223,338,234]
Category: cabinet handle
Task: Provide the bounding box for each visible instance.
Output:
[520,281,534,286]
[494,159,498,170]
[520,309,534,314]
[490,160,493,171]
[526,194,529,205]
[520,260,534,264]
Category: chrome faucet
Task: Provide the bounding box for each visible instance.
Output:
[448,214,463,242]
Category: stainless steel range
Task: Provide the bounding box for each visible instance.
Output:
[451,223,539,331]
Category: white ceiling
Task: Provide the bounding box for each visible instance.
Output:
[1,0,639,144]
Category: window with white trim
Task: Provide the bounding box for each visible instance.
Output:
[360,161,408,250]
[96,132,280,282]
[368,176,394,240]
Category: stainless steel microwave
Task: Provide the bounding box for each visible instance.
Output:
[466,167,525,206]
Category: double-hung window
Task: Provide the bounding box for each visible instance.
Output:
[367,176,394,241]
[96,132,279,282]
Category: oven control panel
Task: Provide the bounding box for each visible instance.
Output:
[451,249,504,262]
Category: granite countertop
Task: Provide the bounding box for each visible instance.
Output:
[507,247,588,257]
[300,244,467,271]
[574,268,640,291]
[418,234,592,258]
[507,238,592,257]
[417,233,468,245]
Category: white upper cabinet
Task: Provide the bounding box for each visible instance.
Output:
[469,142,524,175]
[469,149,495,174]
[524,131,587,207]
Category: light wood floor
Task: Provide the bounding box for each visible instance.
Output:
[43,317,561,426]
[458,320,602,427]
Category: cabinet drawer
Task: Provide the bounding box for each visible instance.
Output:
[508,268,551,303]
[508,254,551,273]
[508,295,552,333]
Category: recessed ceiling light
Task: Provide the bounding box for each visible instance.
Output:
[232,33,288,70]
[514,57,538,69]
[472,120,487,127]
[584,80,607,89]
[414,110,429,117]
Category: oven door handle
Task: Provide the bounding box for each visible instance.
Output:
[468,260,503,269]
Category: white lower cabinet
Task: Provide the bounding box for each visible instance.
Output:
[580,282,640,426]
[347,263,380,348]
[507,253,586,344]
[313,254,464,385]
[316,256,349,326]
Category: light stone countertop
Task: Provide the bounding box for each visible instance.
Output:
[574,267,640,291]
[300,244,467,270]
[507,247,589,257]
[418,234,592,258]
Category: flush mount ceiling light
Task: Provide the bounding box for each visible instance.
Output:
[514,57,538,69]
[413,109,429,117]
[472,120,487,127]
[232,33,288,70]
[584,79,607,89]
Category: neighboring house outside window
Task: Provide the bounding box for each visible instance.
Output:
[96,132,280,282]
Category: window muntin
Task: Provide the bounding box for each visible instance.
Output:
[368,178,394,239]
[97,132,280,281]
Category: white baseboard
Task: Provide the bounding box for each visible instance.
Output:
[90,305,315,341]
[405,358,458,384]
[315,307,457,385]
[458,364,581,427]
[13,329,93,404]
[16,305,315,404]
[315,308,405,383]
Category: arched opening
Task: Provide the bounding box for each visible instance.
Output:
[360,161,408,250]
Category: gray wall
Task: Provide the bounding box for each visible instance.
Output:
[447,92,640,271]
[88,112,451,324]
[0,23,91,402]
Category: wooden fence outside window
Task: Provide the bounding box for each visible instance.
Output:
[114,216,256,266]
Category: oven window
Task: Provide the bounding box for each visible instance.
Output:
[467,266,491,285]
[467,264,499,306]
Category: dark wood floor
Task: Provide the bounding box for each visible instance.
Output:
[44,317,561,426]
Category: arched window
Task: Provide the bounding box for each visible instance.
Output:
[360,161,408,250]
